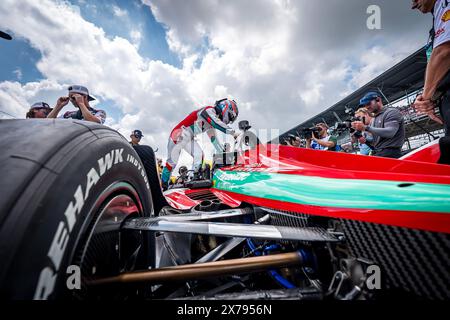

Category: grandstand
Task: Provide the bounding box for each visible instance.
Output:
[275,47,445,152]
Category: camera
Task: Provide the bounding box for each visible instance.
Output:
[280,133,297,145]
[286,133,298,145]
[69,96,80,108]
[334,116,366,138]
[335,116,365,128]
[238,120,251,132]
[301,127,321,140]
[352,130,363,139]
[335,120,352,130]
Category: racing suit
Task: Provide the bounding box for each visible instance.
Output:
[161,106,235,186]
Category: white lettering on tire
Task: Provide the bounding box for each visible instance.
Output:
[33,148,131,300]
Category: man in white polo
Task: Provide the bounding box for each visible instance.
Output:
[412,0,450,164]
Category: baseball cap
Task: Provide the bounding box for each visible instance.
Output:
[132,130,144,138]
[68,85,96,101]
[359,91,380,106]
[30,102,51,110]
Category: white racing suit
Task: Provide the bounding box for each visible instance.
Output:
[161,106,235,185]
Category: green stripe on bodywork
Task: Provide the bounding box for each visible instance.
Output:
[212,170,450,213]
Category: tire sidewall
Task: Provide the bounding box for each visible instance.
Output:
[2,134,153,299]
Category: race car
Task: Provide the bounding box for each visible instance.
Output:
[0,119,449,300]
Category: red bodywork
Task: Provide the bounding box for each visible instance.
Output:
[164,142,450,234]
[164,188,241,210]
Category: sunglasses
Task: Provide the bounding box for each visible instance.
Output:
[70,94,87,100]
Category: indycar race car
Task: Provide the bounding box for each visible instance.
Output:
[0,119,449,300]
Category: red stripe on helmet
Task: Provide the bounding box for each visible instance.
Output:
[230,100,237,114]
[222,101,228,117]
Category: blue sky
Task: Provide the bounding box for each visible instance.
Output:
[75,0,180,67]
[0,34,43,83]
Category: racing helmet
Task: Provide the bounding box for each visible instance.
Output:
[214,98,239,124]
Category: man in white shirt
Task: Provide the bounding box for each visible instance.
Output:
[412,0,450,164]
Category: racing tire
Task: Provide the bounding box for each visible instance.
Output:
[0,119,154,300]
[438,136,450,165]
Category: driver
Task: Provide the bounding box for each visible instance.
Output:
[161,99,239,189]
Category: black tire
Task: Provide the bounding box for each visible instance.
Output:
[438,136,450,165]
[132,145,169,215]
[0,119,154,299]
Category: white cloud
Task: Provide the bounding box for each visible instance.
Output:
[13,68,22,80]
[130,29,142,47]
[112,5,127,18]
[350,46,407,88]
[143,0,429,127]
[0,79,66,119]
[0,0,432,168]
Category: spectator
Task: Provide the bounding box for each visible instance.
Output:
[157,158,163,177]
[352,108,374,156]
[236,120,260,151]
[26,102,52,119]
[47,85,106,124]
[130,130,144,146]
[412,0,450,164]
[306,123,339,151]
[341,143,353,153]
[352,92,405,159]
[285,135,301,147]
[175,166,189,185]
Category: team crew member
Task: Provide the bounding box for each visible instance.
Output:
[129,130,144,146]
[352,92,405,159]
[47,85,106,124]
[412,0,450,164]
[161,99,239,189]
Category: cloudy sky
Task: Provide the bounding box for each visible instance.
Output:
[0,0,431,163]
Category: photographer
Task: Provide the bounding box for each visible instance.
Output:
[352,108,374,156]
[47,85,106,124]
[306,123,338,151]
[236,120,260,151]
[352,92,405,159]
[285,134,301,147]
